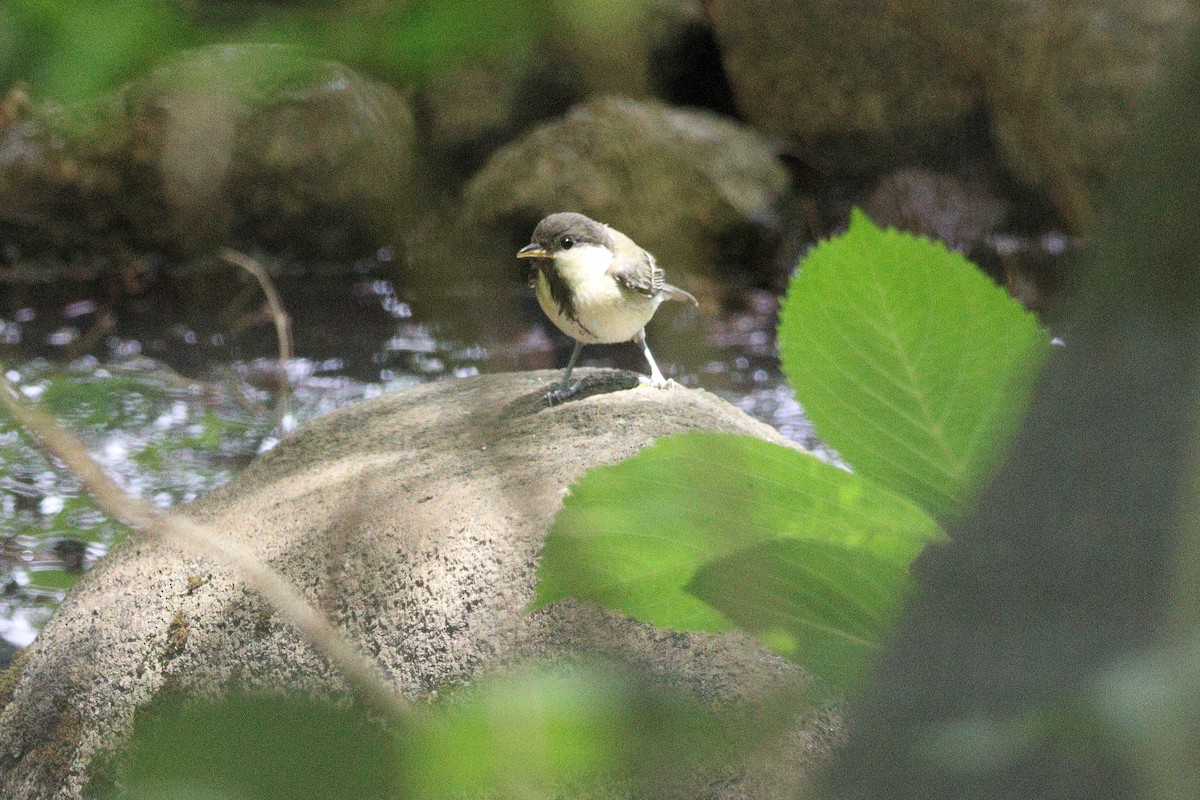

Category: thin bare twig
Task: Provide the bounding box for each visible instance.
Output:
[219,249,293,425]
[0,372,409,723]
[61,310,116,361]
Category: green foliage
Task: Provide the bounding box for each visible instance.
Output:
[38,375,168,426]
[687,538,914,688]
[110,692,399,800]
[1,0,192,103]
[0,0,560,104]
[779,209,1050,520]
[534,433,941,646]
[19,566,78,591]
[362,0,542,80]
[536,211,1047,691]
[111,664,751,799]
[1,0,674,106]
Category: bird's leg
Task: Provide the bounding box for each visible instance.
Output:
[559,339,584,390]
[634,329,672,389]
[546,340,584,404]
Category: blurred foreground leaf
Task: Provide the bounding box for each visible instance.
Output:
[111,693,399,800]
[404,668,627,798]
[779,209,1049,520]
[112,664,758,799]
[403,664,744,798]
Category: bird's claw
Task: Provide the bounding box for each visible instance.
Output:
[544,382,580,405]
[640,375,679,390]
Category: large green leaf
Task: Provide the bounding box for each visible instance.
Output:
[403,667,628,798]
[778,210,1049,520]
[687,539,912,689]
[535,433,943,633]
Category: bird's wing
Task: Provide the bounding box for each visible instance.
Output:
[608,230,664,298]
[608,230,697,306]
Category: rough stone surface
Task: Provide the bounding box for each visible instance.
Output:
[459,96,790,277]
[0,370,844,799]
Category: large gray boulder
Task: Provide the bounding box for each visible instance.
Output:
[0,370,842,799]
[709,0,975,175]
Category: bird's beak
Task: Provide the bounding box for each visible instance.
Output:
[517,243,549,259]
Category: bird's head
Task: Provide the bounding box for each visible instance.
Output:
[516,212,614,270]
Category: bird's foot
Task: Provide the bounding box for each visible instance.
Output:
[640,375,680,390]
[544,382,581,406]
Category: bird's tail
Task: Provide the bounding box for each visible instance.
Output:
[661,283,699,307]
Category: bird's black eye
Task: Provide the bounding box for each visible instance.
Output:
[560,236,575,250]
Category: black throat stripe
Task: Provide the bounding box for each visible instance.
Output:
[540,262,595,338]
[543,263,576,320]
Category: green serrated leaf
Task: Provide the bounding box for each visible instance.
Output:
[535,433,943,632]
[779,209,1049,520]
[686,538,912,690]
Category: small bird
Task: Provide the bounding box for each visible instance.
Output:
[517,212,698,401]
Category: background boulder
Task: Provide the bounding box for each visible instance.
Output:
[0,45,421,272]
[708,0,1193,228]
[460,96,790,278]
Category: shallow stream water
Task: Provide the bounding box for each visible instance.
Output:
[0,259,821,655]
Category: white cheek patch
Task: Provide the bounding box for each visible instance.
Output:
[554,243,614,284]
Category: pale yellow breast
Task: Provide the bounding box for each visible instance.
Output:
[535,244,661,344]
